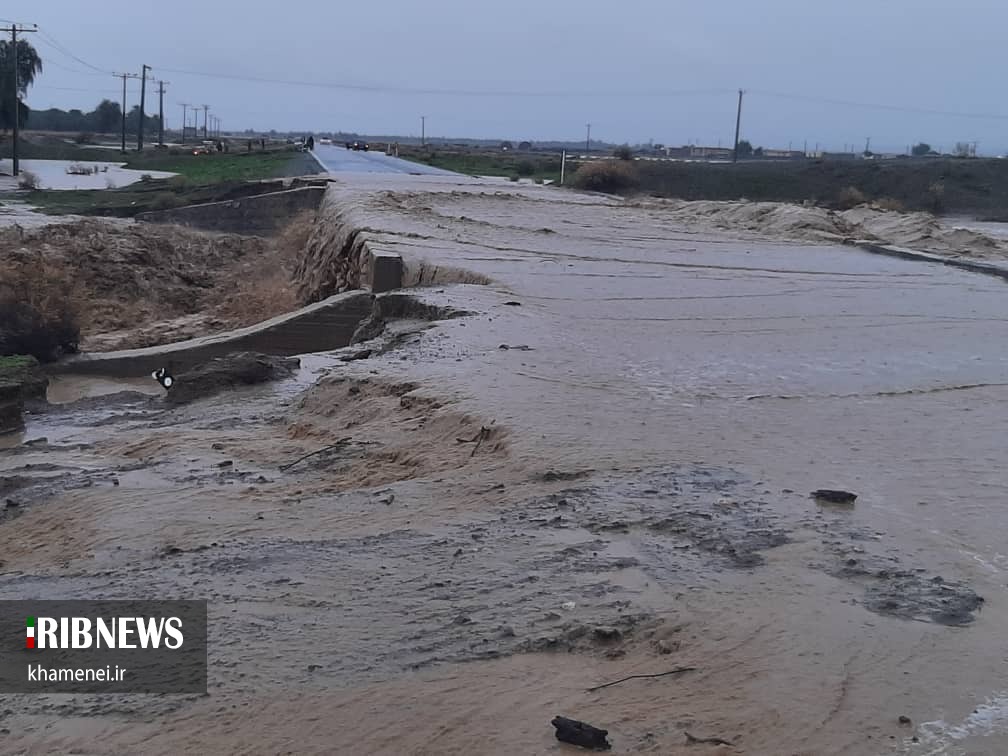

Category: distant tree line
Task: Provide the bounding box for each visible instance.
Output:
[26,99,160,135]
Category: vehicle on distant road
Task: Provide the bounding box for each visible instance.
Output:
[352,140,369,152]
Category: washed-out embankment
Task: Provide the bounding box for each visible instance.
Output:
[40,184,1008,382]
[632,198,1008,281]
[50,184,486,379]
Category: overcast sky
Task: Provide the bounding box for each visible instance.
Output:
[6,0,1006,153]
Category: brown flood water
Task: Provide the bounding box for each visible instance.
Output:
[2,180,1007,754]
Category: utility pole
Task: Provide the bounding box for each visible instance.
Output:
[2,23,37,176]
[136,64,151,151]
[585,123,591,154]
[732,89,744,163]
[115,72,139,154]
[201,105,209,140]
[156,81,168,146]
[179,103,190,144]
[420,115,425,146]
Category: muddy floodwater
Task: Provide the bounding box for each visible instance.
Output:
[3,177,1008,754]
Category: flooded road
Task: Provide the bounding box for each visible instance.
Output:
[310,179,1008,752]
[4,178,1008,754]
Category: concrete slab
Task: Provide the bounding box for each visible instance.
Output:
[52,290,374,377]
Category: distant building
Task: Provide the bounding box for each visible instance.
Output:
[661,145,733,160]
[761,149,805,159]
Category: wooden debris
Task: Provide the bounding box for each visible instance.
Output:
[586,666,696,692]
[685,731,735,747]
[279,438,352,471]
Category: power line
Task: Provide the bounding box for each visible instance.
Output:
[25,29,1008,124]
[35,27,111,74]
[28,45,106,77]
[155,66,733,98]
[32,84,125,94]
[751,90,1008,122]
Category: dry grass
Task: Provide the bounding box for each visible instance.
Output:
[0,212,319,353]
[571,160,639,193]
[0,256,84,360]
[214,211,316,326]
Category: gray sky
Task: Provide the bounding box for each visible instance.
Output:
[8,0,1006,153]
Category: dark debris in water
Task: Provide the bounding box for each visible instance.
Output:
[854,568,984,626]
[811,518,985,626]
[527,468,789,570]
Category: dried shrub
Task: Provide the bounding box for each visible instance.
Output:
[927,181,945,213]
[837,186,867,209]
[874,197,905,212]
[17,170,40,190]
[150,192,182,211]
[571,160,638,193]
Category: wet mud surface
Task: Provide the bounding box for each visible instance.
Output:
[3,178,1008,753]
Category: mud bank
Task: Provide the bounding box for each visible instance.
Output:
[632,198,1008,261]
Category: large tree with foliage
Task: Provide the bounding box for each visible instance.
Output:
[911,142,933,156]
[0,39,42,131]
[93,99,121,133]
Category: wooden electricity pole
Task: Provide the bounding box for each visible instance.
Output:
[732,89,744,163]
[137,64,151,151]
[157,80,169,146]
[2,23,37,176]
[115,73,139,154]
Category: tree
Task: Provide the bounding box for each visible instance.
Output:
[911,142,932,156]
[736,139,753,158]
[613,144,633,160]
[123,105,160,136]
[0,39,42,132]
[93,99,121,134]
